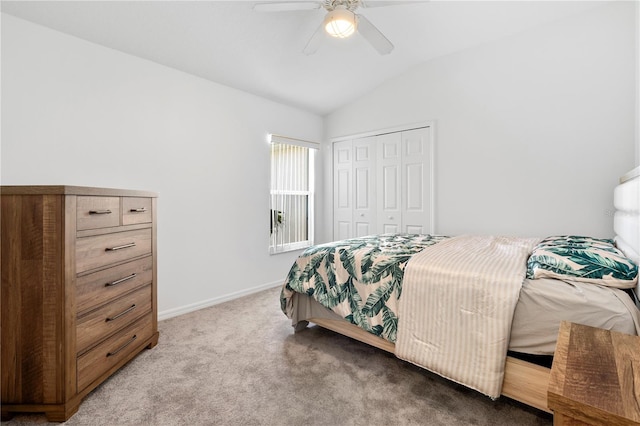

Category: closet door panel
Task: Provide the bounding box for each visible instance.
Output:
[406,163,424,211]
[376,133,402,234]
[402,128,432,234]
[353,137,376,237]
[333,140,353,240]
[336,169,351,209]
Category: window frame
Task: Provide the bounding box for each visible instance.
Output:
[269,134,318,254]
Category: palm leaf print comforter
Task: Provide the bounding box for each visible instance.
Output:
[280,234,447,342]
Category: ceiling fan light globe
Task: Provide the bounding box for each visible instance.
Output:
[324,8,357,38]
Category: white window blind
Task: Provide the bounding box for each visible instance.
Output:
[269,135,318,254]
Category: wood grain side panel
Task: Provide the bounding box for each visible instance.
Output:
[611,332,640,422]
[19,196,45,403]
[553,413,591,425]
[1,195,23,403]
[41,195,66,403]
[63,195,77,401]
[150,198,158,342]
[548,321,571,404]
[566,324,624,414]
[1,195,66,404]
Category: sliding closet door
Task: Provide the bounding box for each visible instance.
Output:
[402,127,432,234]
[333,140,352,240]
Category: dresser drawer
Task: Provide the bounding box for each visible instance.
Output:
[76,228,152,274]
[77,313,153,392]
[77,196,120,231]
[76,285,152,354]
[122,197,152,225]
[76,256,153,314]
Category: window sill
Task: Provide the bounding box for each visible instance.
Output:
[269,240,312,255]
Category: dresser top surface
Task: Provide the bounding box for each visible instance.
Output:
[1,185,157,197]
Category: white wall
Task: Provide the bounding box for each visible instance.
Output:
[1,14,324,318]
[637,0,640,166]
[325,2,636,240]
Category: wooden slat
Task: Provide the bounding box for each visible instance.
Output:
[310,317,395,353]
[502,356,551,413]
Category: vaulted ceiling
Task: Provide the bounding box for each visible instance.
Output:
[1,1,608,115]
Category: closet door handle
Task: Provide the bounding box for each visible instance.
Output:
[105,242,136,251]
[106,304,137,322]
[105,273,137,287]
[129,208,147,213]
[89,209,112,215]
[106,335,137,357]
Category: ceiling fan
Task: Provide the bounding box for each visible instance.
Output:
[253,0,396,55]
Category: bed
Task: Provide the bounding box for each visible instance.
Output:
[280,166,640,413]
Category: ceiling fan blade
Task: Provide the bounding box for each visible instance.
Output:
[302,24,324,55]
[360,1,426,7]
[253,2,323,12]
[356,14,394,55]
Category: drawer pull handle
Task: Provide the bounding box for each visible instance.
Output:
[89,209,112,215]
[105,242,136,251]
[105,273,137,287]
[106,304,137,322]
[129,207,147,213]
[106,334,137,357]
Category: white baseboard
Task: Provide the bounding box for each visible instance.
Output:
[158,280,283,321]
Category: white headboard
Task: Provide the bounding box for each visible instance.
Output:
[614,166,640,294]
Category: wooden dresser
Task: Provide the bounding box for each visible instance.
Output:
[1,186,159,421]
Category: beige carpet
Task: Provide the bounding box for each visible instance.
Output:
[3,286,552,425]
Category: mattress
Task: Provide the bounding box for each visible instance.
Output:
[289,277,640,356]
[509,277,639,355]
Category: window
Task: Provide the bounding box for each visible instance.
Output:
[269,135,317,254]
